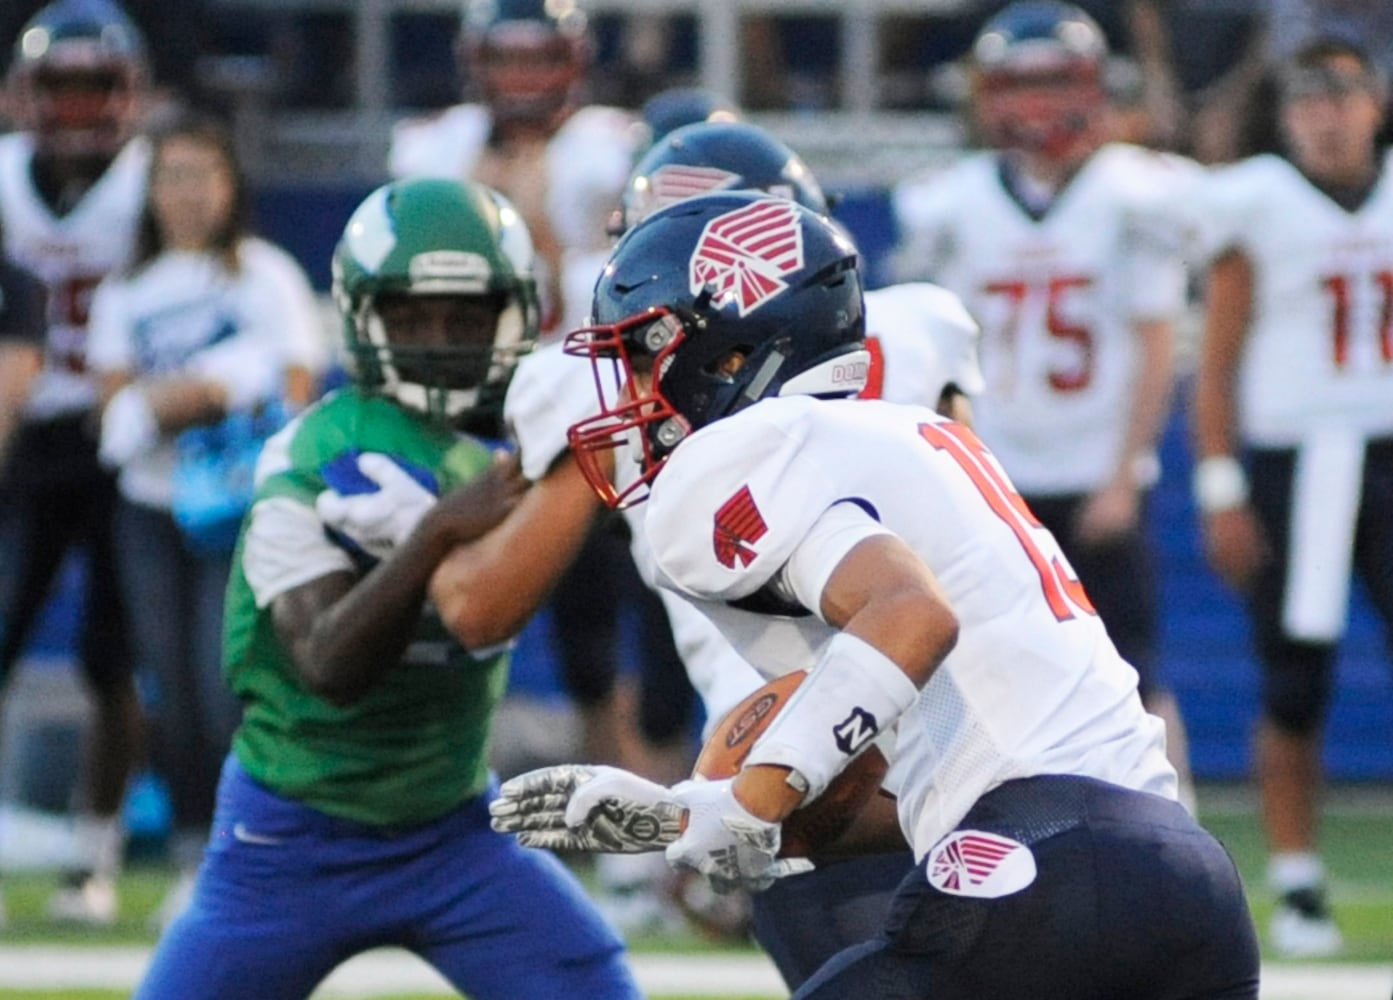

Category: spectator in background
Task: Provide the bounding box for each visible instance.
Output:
[0,0,149,926]
[893,1,1197,811]
[1190,36,1393,959]
[389,0,636,335]
[88,113,326,927]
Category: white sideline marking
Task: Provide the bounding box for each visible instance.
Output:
[0,947,1386,998]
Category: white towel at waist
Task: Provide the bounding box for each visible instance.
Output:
[1282,427,1365,641]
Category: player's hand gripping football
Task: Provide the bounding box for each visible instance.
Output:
[490,764,686,854]
[491,765,813,893]
[665,778,813,894]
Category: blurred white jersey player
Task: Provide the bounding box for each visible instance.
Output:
[0,0,150,927]
[389,0,636,333]
[893,0,1193,806]
[1190,37,1393,958]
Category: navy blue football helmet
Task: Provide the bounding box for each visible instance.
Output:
[617,121,828,236]
[971,1,1108,157]
[459,0,588,124]
[639,87,740,148]
[9,0,146,158]
[566,192,868,507]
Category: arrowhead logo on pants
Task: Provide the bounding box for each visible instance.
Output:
[927,830,1037,898]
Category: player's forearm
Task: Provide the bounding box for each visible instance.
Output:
[0,344,40,469]
[819,537,958,687]
[1193,251,1252,459]
[141,376,231,432]
[297,529,457,706]
[430,458,600,649]
[1116,317,1176,485]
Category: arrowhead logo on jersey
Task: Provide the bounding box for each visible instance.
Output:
[927,830,1037,898]
[690,199,804,317]
[713,485,767,568]
[649,164,742,210]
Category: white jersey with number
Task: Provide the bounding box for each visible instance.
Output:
[389,103,637,332]
[504,281,985,734]
[644,395,1175,856]
[0,133,149,419]
[893,143,1186,495]
[1192,152,1393,447]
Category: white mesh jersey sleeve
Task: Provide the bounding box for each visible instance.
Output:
[503,339,599,481]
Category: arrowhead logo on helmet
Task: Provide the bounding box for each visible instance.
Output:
[647,163,741,206]
[690,199,805,317]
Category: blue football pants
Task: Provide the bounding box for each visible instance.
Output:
[134,756,642,1000]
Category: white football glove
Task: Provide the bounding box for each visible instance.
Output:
[315,452,438,561]
[489,764,685,854]
[98,384,159,469]
[665,778,814,894]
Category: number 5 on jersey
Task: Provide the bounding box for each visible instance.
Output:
[920,420,1096,622]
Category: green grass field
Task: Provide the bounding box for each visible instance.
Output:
[1,789,1390,999]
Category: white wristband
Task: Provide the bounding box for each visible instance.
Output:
[744,632,920,802]
[1193,455,1249,513]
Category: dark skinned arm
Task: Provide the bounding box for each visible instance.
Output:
[273,455,527,707]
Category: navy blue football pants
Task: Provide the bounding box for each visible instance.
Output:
[794,776,1260,1000]
[133,756,642,1000]
[752,850,916,990]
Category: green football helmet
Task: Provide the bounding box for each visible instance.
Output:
[332,177,540,430]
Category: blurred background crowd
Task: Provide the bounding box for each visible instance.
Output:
[0,0,1390,975]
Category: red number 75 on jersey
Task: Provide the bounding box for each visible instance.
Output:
[920,420,1096,623]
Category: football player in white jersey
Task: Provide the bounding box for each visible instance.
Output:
[893,0,1196,810]
[1191,37,1393,960]
[0,0,149,925]
[418,121,983,988]
[488,192,1259,999]
[389,0,637,335]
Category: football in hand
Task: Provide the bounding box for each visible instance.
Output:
[692,670,888,858]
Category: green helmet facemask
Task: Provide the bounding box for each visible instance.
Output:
[332,177,540,431]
